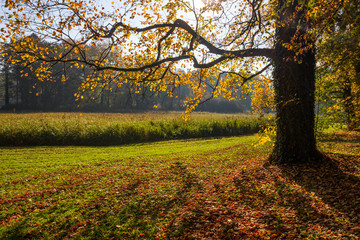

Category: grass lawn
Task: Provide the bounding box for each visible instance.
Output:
[1,132,359,239]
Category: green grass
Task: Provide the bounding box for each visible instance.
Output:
[1,132,359,239]
[0,112,265,146]
[0,135,260,239]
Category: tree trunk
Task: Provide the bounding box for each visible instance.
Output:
[269,0,323,164]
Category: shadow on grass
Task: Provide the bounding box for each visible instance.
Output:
[161,154,360,239]
[1,161,203,239]
[277,154,360,235]
[2,145,359,239]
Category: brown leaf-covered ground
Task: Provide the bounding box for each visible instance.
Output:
[160,158,359,239]
[159,132,360,239]
[1,132,359,239]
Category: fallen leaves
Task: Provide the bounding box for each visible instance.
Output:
[1,131,360,239]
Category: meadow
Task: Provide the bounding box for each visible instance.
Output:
[0,112,359,239]
[0,112,265,146]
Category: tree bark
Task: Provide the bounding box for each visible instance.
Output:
[269,0,323,164]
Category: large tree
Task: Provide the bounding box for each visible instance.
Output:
[1,0,346,163]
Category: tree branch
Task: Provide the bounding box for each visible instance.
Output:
[93,19,275,63]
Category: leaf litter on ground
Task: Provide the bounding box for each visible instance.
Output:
[0,131,359,239]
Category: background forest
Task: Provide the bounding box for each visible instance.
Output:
[0,34,253,113]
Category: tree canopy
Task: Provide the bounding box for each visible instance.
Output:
[1,0,277,116]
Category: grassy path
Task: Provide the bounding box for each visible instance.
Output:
[1,133,359,239]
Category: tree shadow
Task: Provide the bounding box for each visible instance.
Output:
[157,154,360,239]
[276,154,360,234]
[1,159,205,239]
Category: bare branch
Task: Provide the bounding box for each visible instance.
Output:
[221,62,272,85]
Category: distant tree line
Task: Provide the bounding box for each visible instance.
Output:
[0,34,252,113]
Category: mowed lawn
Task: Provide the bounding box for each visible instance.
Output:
[1,132,360,239]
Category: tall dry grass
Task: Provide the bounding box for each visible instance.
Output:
[0,112,265,146]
